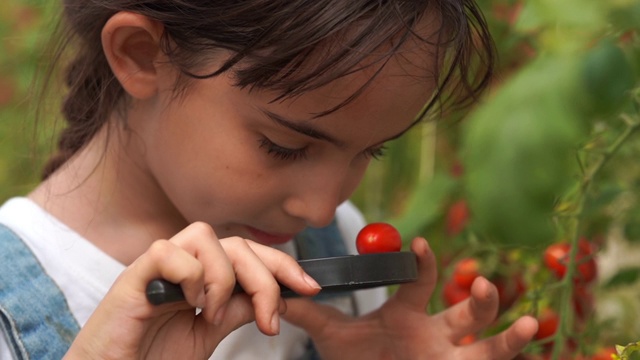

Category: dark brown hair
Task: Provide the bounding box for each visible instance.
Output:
[41,0,495,179]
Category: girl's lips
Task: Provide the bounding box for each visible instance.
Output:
[246,227,296,245]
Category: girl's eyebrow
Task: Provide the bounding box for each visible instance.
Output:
[260,108,416,148]
[261,109,347,148]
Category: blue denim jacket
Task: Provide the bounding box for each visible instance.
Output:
[0,220,350,359]
[0,224,80,360]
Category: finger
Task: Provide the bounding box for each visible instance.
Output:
[222,240,321,335]
[462,315,538,360]
[281,297,349,337]
[439,276,499,341]
[391,237,437,312]
[194,294,288,345]
[243,241,322,296]
[221,237,290,335]
[130,239,208,309]
[169,222,236,321]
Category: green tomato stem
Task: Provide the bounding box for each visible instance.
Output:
[549,113,640,360]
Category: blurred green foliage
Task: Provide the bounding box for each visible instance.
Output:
[0,0,58,200]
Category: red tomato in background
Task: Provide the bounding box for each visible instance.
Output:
[592,346,617,360]
[356,223,402,254]
[573,284,595,320]
[456,334,476,346]
[543,238,597,284]
[453,258,480,290]
[494,273,526,311]
[450,160,464,178]
[446,200,470,236]
[544,242,571,278]
[535,308,560,340]
[443,280,471,306]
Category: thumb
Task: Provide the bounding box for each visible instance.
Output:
[391,237,437,312]
[282,298,349,337]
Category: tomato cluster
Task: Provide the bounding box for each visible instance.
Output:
[442,258,478,307]
[442,257,525,313]
[542,238,598,321]
[543,238,598,284]
[524,238,602,359]
[534,308,560,341]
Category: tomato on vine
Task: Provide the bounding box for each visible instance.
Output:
[456,334,476,346]
[534,308,559,340]
[543,238,597,284]
[573,284,595,320]
[592,346,618,360]
[442,280,471,307]
[453,258,480,290]
[446,200,470,236]
[493,273,526,311]
[355,222,402,254]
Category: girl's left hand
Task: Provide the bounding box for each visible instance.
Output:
[283,238,538,360]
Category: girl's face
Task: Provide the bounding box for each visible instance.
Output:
[129,51,434,246]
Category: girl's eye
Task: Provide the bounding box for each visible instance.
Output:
[258,137,308,161]
[364,145,388,160]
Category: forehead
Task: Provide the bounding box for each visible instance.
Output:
[246,39,437,148]
[231,4,443,111]
[273,22,439,117]
[262,9,442,116]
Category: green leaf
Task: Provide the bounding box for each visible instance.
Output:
[388,172,457,243]
[462,56,584,247]
[582,39,637,117]
[618,341,640,360]
[603,267,640,288]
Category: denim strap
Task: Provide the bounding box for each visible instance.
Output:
[0,224,80,360]
[294,218,353,360]
[294,218,348,261]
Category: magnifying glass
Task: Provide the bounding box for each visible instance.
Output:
[146,252,418,305]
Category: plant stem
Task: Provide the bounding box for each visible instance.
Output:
[549,117,640,359]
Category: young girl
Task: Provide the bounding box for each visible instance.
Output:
[0,0,538,359]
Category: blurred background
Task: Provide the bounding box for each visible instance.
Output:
[1,0,639,359]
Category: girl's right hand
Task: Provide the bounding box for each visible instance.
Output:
[63,222,321,360]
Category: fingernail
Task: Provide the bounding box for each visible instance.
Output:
[196,291,206,309]
[271,311,280,334]
[419,237,430,251]
[303,272,321,290]
[213,303,227,325]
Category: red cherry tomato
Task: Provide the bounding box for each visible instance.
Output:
[453,258,480,290]
[544,242,571,278]
[456,334,476,346]
[592,346,617,360]
[534,308,559,340]
[355,223,402,254]
[576,238,598,283]
[494,273,526,311]
[543,239,597,284]
[442,280,471,307]
[573,284,594,320]
[446,200,470,236]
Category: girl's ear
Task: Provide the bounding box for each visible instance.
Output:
[101,12,166,100]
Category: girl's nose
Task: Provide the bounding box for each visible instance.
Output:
[283,188,343,229]
[283,169,356,228]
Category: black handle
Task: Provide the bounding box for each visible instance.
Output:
[145,279,296,305]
